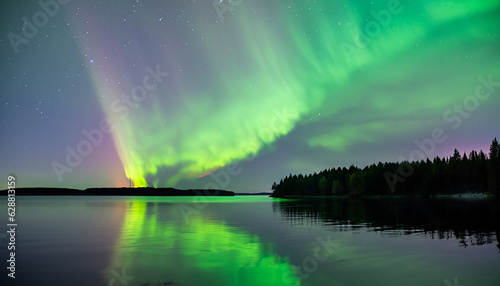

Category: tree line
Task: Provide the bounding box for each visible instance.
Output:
[271,138,500,197]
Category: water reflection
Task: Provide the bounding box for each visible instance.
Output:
[273,198,500,249]
[107,201,300,286]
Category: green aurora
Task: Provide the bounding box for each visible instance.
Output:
[71,0,500,187]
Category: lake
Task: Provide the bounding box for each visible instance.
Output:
[1,196,499,285]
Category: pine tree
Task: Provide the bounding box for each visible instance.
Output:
[490,138,499,159]
[451,149,461,163]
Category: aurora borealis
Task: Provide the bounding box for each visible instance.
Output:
[1,0,499,191]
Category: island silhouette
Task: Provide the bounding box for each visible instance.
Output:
[0,187,234,196]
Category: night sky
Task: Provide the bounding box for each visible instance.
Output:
[1,0,499,192]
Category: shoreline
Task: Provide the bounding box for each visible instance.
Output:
[271,192,497,200]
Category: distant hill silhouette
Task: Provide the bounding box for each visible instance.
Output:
[0,187,234,196]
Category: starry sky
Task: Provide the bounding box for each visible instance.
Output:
[1,0,499,192]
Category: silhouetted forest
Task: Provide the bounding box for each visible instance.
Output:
[272,138,500,197]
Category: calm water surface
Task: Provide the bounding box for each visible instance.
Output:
[1,196,499,285]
